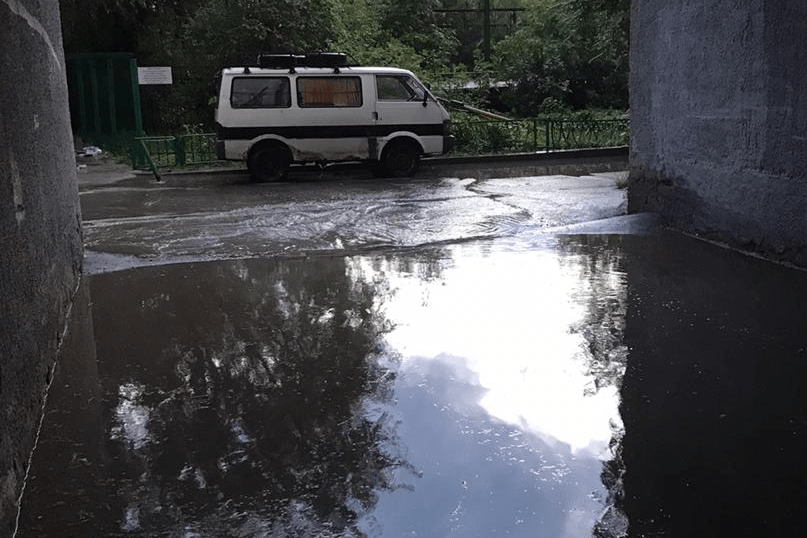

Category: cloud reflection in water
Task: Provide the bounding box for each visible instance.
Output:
[350,239,628,537]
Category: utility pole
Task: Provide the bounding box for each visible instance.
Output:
[483,0,491,61]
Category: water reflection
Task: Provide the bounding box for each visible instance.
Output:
[18,258,407,537]
[556,236,629,538]
[360,241,627,456]
[19,227,807,537]
[20,235,635,537]
[350,240,627,537]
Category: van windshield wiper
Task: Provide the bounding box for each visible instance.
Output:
[243,86,270,107]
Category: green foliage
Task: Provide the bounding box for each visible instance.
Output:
[133,0,342,131]
[453,119,518,155]
[59,0,629,132]
[326,0,460,79]
[492,0,629,115]
[327,0,425,72]
[182,0,335,64]
[376,0,459,74]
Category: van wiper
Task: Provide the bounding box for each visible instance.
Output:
[244,86,270,107]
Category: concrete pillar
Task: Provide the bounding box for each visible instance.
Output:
[629,1,807,267]
[0,0,83,534]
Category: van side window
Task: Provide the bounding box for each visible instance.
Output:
[376,75,425,101]
[231,77,290,108]
[297,77,362,107]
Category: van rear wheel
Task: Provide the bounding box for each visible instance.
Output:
[381,140,420,177]
[248,145,290,182]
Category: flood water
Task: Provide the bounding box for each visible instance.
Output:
[17,230,807,537]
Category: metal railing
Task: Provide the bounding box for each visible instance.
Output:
[452,118,629,155]
[129,118,629,172]
[131,133,218,172]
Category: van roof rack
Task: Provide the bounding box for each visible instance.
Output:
[256,52,349,72]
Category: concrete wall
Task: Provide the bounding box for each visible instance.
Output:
[0,0,82,535]
[629,1,807,267]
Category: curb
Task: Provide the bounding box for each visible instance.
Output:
[136,146,629,179]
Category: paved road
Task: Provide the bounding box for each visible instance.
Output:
[79,167,633,274]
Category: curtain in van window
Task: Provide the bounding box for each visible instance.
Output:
[298,77,362,107]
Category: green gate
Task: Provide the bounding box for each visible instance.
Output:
[66,52,144,151]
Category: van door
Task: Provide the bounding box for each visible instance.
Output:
[373,74,447,156]
[292,75,372,162]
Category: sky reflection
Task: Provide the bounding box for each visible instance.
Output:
[19,228,807,537]
[361,243,624,455]
[351,239,627,537]
[17,237,628,538]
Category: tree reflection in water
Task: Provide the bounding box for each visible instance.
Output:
[92,257,411,536]
[557,235,629,538]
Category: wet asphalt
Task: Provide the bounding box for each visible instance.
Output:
[15,162,807,537]
[77,164,632,273]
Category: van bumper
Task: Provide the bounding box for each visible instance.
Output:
[215,139,226,161]
[443,134,455,154]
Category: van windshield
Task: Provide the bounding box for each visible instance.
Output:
[376,75,426,101]
[231,77,291,108]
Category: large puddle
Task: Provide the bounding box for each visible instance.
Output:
[17,230,807,537]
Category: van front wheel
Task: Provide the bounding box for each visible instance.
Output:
[248,145,290,182]
[381,141,420,177]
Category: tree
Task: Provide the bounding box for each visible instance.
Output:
[59,0,145,52]
[57,0,630,130]
[134,0,342,130]
[376,0,459,74]
[492,0,629,115]
[327,0,425,72]
[65,257,411,536]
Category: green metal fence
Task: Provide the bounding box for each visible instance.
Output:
[543,119,630,151]
[452,118,629,155]
[129,118,629,171]
[131,133,218,171]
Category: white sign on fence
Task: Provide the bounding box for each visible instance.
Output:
[138,66,173,85]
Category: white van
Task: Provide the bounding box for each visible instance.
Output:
[214,53,454,181]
